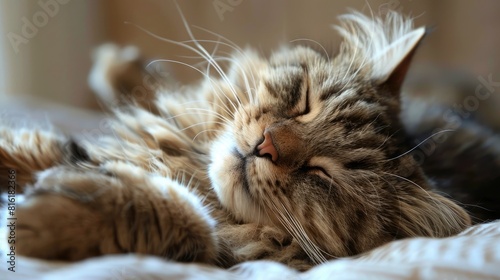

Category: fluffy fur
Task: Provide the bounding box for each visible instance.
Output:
[1,12,470,270]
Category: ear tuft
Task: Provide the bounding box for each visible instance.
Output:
[334,11,426,86]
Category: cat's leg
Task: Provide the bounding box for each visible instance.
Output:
[88,44,169,113]
[0,127,73,193]
[5,162,219,263]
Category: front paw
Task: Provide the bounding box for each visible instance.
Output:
[219,224,313,270]
[6,163,219,263]
[14,191,106,260]
[10,166,123,261]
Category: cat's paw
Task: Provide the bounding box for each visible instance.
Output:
[12,166,126,261]
[219,223,313,270]
[0,128,65,192]
[14,188,106,260]
[10,163,219,263]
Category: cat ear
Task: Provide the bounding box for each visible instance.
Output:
[376,27,426,91]
[335,12,426,91]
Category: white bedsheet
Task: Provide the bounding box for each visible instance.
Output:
[3,220,500,280]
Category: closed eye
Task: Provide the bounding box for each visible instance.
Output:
[301,165,331,180]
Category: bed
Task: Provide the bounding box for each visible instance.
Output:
[3,220,499,280]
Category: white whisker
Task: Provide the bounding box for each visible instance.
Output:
[192,128,224,142]
[172,2,247,117]
[381,171,435,203]
[147,58,237,119]
[191,26,259,105]
[126,23,242,116]
[385,129,455,161]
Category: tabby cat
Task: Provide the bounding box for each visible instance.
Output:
[0,11,470,270]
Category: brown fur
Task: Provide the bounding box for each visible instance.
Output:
[0,12,470,270]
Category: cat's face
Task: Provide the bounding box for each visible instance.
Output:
[209,13,470,263]
[210,47,399,262]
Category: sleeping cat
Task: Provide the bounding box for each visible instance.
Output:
[0,11,470,270]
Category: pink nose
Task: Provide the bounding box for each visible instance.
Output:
[256,131,278,162]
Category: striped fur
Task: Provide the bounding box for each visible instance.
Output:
[0,11,470,270]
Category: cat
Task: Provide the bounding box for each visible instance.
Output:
[0,11,470,271]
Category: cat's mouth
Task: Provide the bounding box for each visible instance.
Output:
[209,131,274,224]
[232,148,251,194]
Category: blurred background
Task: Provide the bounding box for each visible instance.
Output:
[0,0,499,133]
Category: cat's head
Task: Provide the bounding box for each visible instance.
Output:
[208,12,470,263]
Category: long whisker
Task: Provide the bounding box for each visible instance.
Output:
[206,37,222,78]
[164,99,235,120]
[185,108,233,125]
[192,128,225,142]
[179,51,257,105]
[125,23,242,117]
[159,110,230,128]
[385,129,455,161]
[265,198,329,264]
[381,171,435,202]
[147,58,236,118]
[179,121,228,134]
[191,26,259,105]
[172,2,247,117]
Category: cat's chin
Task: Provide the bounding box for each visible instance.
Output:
[208,131,271,225]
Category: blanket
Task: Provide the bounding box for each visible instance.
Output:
[3,220,500,280]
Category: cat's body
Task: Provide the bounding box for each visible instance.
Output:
[1,12,471,270]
